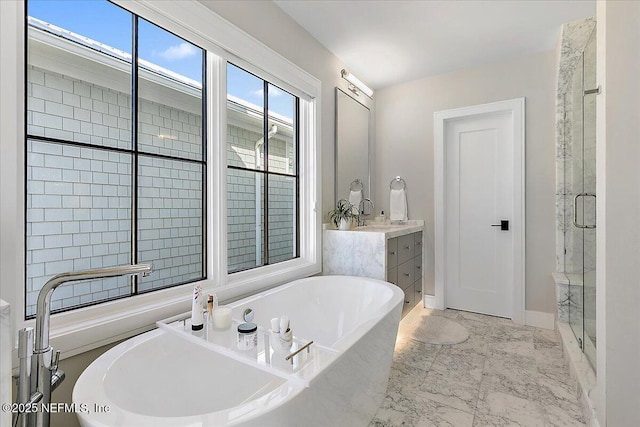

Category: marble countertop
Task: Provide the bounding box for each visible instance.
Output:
[324,220,424,239]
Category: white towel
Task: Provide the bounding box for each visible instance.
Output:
[348,190,363,215]
[389,189,407,222]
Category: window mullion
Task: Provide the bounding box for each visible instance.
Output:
[201,50,208,279]
[295,96,300,258]
[130,15,139,294]
[263,80,269,266]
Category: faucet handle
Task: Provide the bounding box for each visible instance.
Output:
[51,350,61,371]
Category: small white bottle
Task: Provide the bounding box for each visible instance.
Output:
[191,285,204,331]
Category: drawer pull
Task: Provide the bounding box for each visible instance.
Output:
[416,289,422,294]
[416,242,422,246]
[405,300,410,304]
[416,266,421,270]
[404,273,411,277]
[404,246,411,250]
[390,251,396,255]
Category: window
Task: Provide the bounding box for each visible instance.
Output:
[226,63,299,273]
[25,0,206,316]
[8,0,320,347]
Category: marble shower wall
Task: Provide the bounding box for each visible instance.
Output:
[555,17,596,274]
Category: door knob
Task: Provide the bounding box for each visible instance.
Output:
[490,220,509,231]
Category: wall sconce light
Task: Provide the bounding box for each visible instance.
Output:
[341,69,373,98]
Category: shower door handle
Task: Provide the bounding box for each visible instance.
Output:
[573,193,596,229]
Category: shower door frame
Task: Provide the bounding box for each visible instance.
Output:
[565,27,598,368]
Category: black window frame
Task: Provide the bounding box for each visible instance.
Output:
[23,0,207,318]
[226,63,300,273]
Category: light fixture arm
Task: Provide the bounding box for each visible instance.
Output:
[340,69,373,98]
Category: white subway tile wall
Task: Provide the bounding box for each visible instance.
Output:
[226,125,296,272]
[26,65,204,315]
[137,101,202,161]
[27,65,131,150]
[227,125,259,169]
[227,168,264,271]
[27,65,202,161]
[267,124,296,174]
[137,156,203,291]
[268,175,296,263]
[26,63,295,311]
[26,140,132,316]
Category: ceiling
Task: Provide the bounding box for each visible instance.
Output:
[274,0,595,90]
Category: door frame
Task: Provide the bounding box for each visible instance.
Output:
[434,98,525,324]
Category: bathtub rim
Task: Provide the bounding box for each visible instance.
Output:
[226,275,403,347]
[73,327,302,427]
[73,275,404,426]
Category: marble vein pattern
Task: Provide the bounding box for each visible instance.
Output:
[555,281,570,323]
[323,229,386,279]
[370,306,585,427]
[555,17,596,277]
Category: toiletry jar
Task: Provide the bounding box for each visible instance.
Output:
[237,322,258,350]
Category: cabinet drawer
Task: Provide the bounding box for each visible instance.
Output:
[414,231,423,257]
[414,255,423,282]
[397,234,414,265]
[398,259,415,288]
[414,283,422,306]
[402,283,415,317]
[387,237,398,268]
[387,266,398,286]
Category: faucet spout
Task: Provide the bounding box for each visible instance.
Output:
[359,198,374,213]
[357,198,375,226]
[24,263,152,427]
[34,264,153,353]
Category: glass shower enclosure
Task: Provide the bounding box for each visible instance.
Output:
[564,29,597,368]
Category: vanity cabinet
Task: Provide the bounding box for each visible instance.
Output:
[323,221,424,319]
[387,231,423,318]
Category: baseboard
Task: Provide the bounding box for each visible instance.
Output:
[525,310,555,330]
[423,295,437,309]
[422,299,555,330]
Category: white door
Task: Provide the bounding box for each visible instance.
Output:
[435,99,525,321]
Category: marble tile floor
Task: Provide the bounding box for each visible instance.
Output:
[370,305,585,427]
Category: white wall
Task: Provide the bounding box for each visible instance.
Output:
[596,1,640,425]
[375,50,557,313]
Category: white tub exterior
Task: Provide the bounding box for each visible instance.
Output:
[74,276,403,426]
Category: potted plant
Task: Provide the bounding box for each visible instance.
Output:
[328,200,356,230]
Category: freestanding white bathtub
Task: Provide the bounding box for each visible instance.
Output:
[74,276,403,426]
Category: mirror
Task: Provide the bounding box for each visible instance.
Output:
[335,88,371,213]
